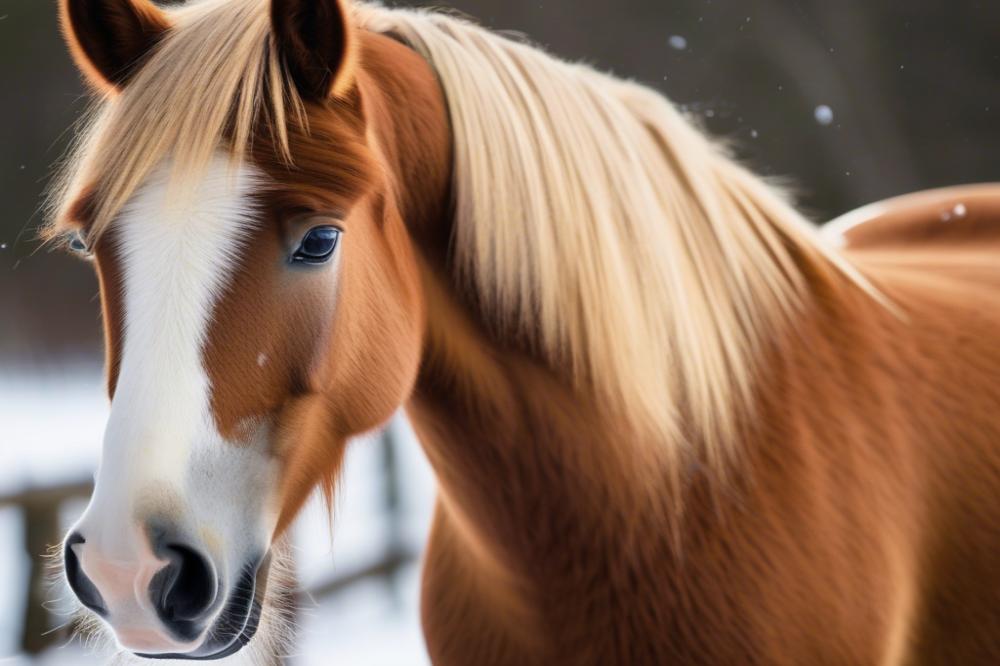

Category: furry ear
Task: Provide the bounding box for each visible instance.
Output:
[59,0,170,92]
[270,0,357,101]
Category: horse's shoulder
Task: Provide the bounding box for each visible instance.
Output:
[822,184,1000,250]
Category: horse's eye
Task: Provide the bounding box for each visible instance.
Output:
[292,226,340,264]
[67,232,92,257]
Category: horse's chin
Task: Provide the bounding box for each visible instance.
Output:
[134,598,263,661]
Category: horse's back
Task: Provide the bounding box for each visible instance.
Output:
[829,184,1000,363]
[824,184,1000,252]
[824,185,1000,664]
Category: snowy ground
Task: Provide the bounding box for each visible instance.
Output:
[0,368,436,665]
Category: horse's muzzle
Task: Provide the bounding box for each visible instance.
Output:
[64,524,270,660]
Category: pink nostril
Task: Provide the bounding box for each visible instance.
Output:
[64,533,108,616]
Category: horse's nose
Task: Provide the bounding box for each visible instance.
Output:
[149,543,217,639]
[64,528,219,642]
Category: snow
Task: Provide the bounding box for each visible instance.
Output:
[940,203,967,222]
[0,370,436,664]
[295,564,429,666]
[668,35,687,51]
[814,105,834,126]
[0,369,107,495]
[0,508,28,659]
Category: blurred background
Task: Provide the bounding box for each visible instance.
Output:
[1,0,998,663]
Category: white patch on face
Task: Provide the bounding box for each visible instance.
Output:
[72,154,282,654]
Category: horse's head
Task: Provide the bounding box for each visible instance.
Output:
[54,0,432,658]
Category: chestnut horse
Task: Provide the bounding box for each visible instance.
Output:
[51,0,1000,663]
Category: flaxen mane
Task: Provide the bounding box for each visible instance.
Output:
[51,0,881,472]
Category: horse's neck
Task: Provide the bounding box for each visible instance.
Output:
[402,287,668,515]
[356,33,636,542]
[359,23,893,616]
[359,24,751,555]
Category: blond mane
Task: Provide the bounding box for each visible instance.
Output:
[51,0,878,465]
[353,4,883,461]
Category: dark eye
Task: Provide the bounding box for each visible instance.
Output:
[67,232,92,257]
[292,226,340,265]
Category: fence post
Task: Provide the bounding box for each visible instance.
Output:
[379,418,407,606]
[21,499,62,654]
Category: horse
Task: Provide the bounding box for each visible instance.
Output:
[49,0,1000,663]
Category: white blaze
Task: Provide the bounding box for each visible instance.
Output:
[72,155,280,654]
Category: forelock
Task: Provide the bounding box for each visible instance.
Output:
[49,0,303,245]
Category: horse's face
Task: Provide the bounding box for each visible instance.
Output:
[56,0,423,658]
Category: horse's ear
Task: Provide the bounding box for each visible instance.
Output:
[270,0,358,101]
[59,0,170,93]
